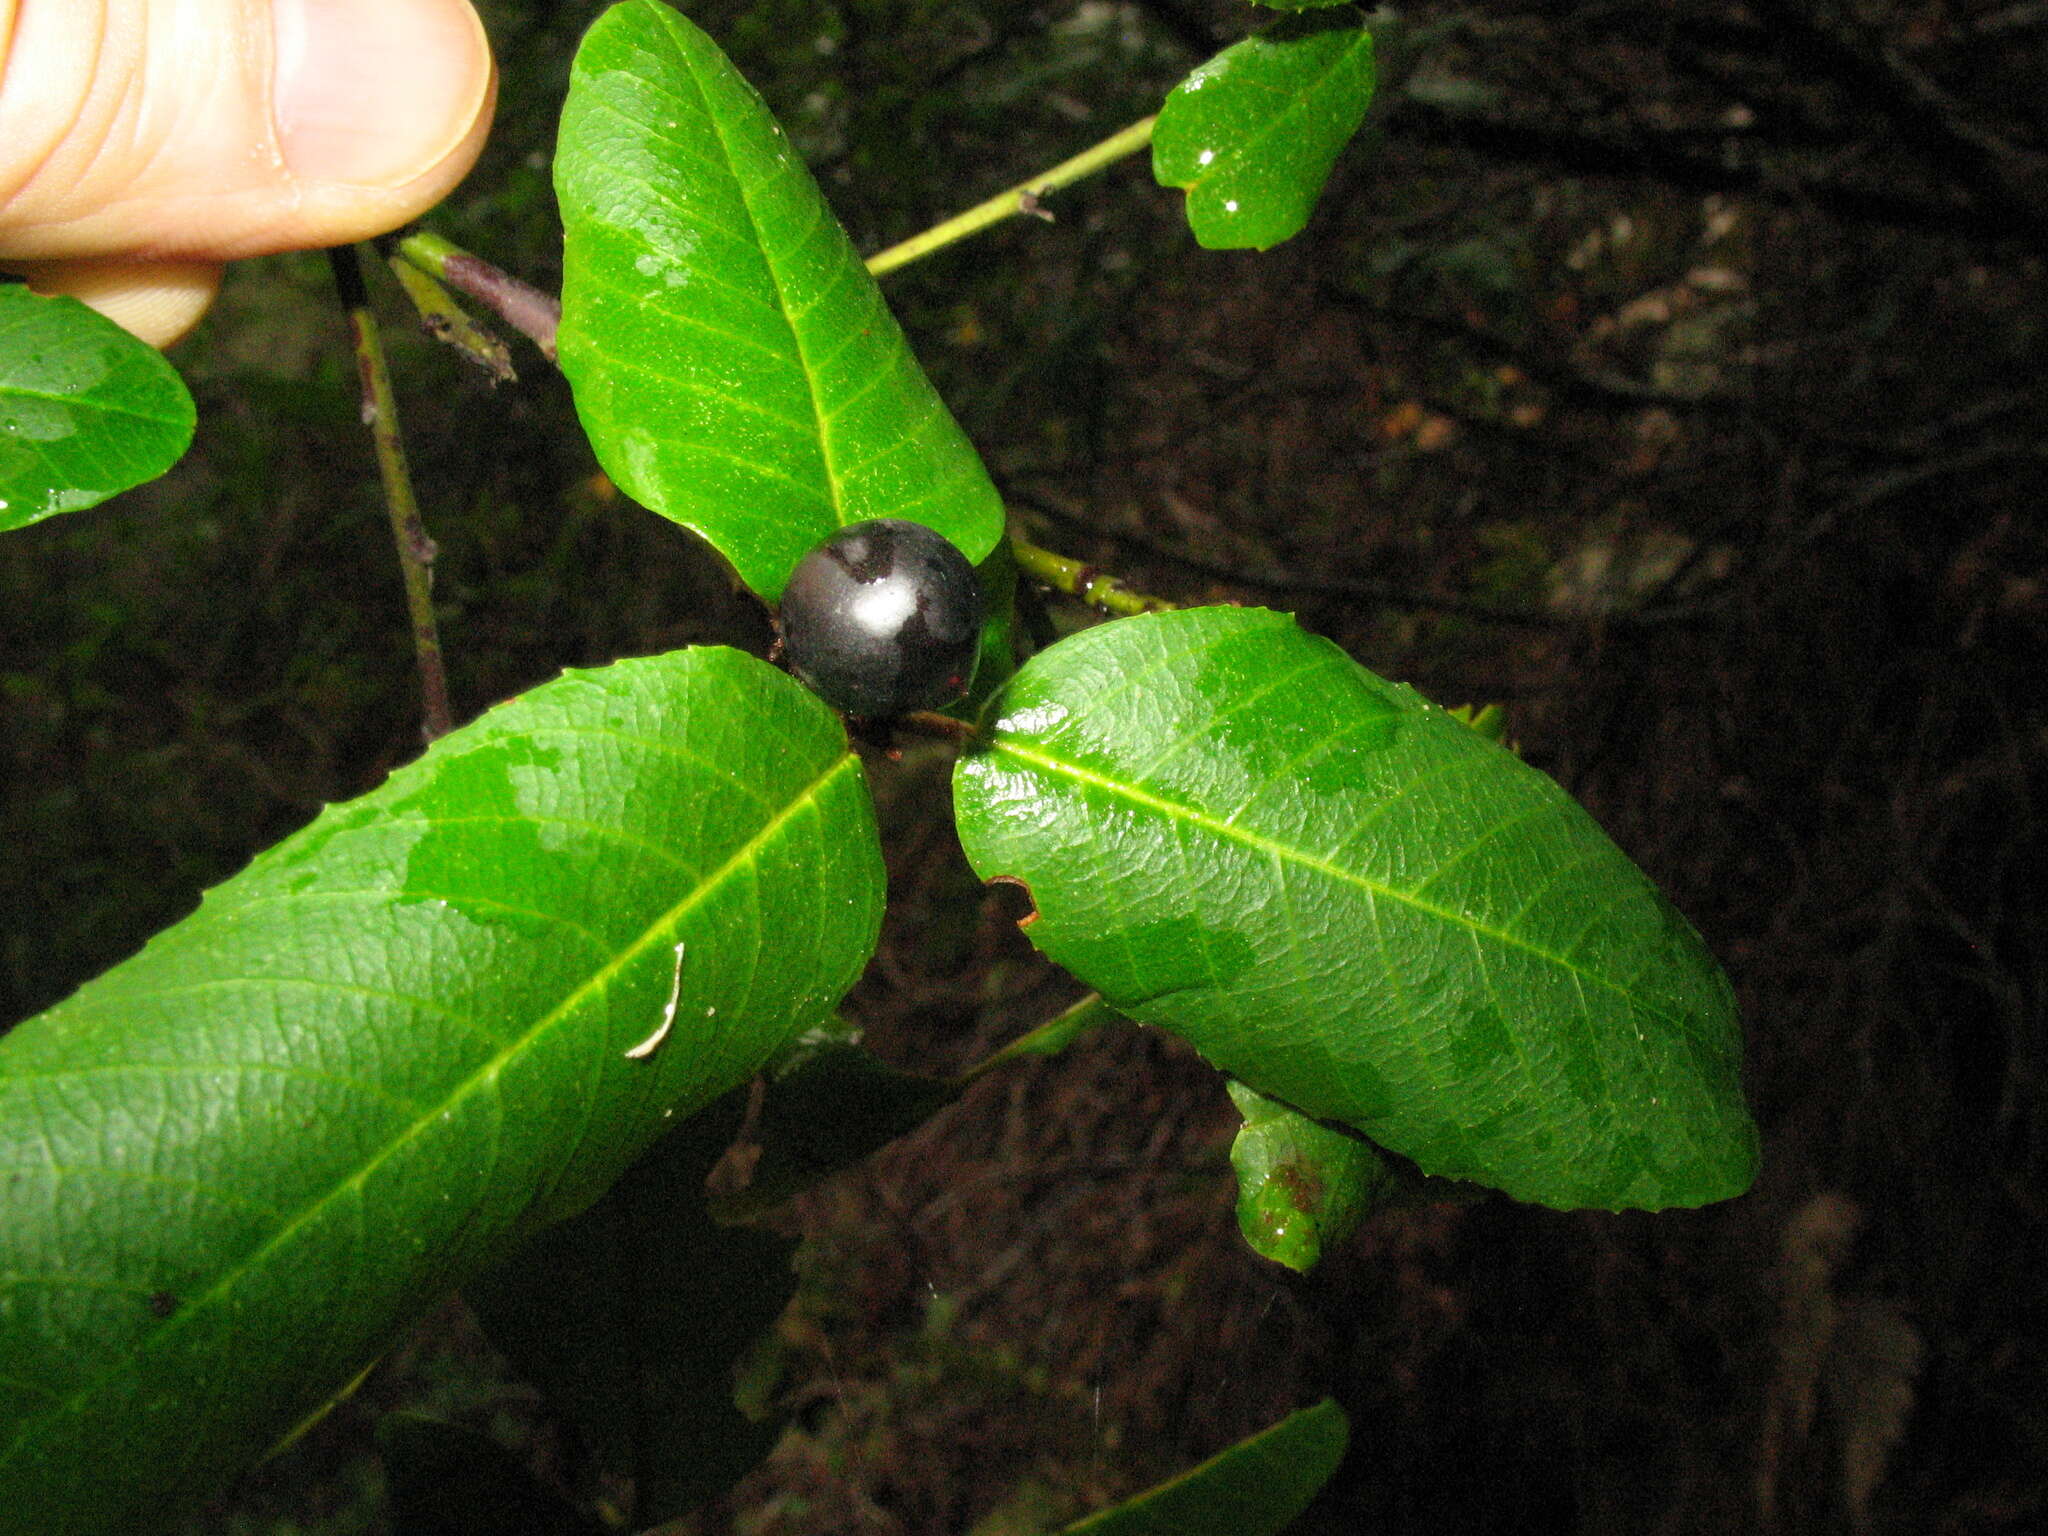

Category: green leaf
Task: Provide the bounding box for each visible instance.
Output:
[466,1098,794,1524]
[952,607,1759,1211]
[0,646,884,1536]
[959,993,1123,1080]
[1151,10,1376,251]
[1447,700,1510,745]
[555,0,1003,600]
[956,533,1021,718]
[1058,1398,1347,1536]
[1227,1079,1392,1273]
[0,286,196,531]
[1247,0,1358,10]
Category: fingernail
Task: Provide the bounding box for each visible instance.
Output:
[273,0,491,188]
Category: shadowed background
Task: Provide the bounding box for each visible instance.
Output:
[2,1,2040,1531]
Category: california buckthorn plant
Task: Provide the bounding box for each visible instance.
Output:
[0,4,1758,1533]
[777,518,985,718]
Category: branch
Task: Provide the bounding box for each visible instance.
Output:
[1009,532,1179,617]
[384,254,515,383]
[328,245,454,741]
[392,231,560,362]
[1010,493,1583,630]
[1387,98,2034,246]
[1746,0,2048,247]
[866,116,1157,277]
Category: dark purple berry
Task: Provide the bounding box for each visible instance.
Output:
[778,518,983,717]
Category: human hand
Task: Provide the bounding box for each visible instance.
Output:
[0,0,496,346]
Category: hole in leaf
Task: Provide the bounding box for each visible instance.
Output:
[985,875,1038,928]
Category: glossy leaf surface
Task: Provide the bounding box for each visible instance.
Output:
[555,0,1003,599]
[0,287,195,532]
[0,647,884,1536]
[1152,10,1376,250]
[1060,1397,1347,1535]
[1227,1078,1391,1272]
[954,607,1758,1210]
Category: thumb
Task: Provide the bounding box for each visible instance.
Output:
[0,0,496,345]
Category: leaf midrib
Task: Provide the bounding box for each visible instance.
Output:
[0,748,863,1473]
[987,736,1664,1017]
[681,26,848,527]
[0,302,193,433]
[0,379,188,430]
[1176,24,1371,193]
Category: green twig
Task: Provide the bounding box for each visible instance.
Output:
[384,254,515,383]
[958,995,1123,1083]
[393,230,560,361]
[866,115,1158,277]
[328,244,454,742]
[1010,533,1178,617]
[895,709,982,743]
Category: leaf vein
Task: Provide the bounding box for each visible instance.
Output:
[992,739,1673,1019]
[0,750,864,1470]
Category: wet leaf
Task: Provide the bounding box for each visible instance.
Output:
[1227,1079,1392,1272]
[0,647,884,1536]
[555,0,1003,599]
[953,607,1759,1210]
[0,286,195,532]
[1151,9,1375,250]
[1058,1398,1347,1535]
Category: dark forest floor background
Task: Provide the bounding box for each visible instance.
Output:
[2,2,2042,1532]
